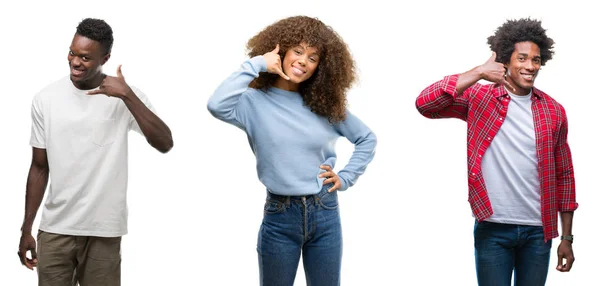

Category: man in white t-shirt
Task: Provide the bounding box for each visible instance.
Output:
[17,18,173,285]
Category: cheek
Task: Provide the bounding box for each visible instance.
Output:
[283,53,296,65]
[307,64,318,76]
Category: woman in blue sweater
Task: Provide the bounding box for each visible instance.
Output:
[207,15,377,286]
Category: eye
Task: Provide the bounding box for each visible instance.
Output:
[533,58,541,64]
[69,51,74,56]
[294,49,302,55]
[82,56,89,61]
[518,57,525,61]
[309,57,317,63]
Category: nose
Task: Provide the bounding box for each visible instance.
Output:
[297,56,306,67]
[524,59,535,71]
[70,56,81,67]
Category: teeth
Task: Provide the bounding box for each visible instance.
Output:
[292,67,304,75]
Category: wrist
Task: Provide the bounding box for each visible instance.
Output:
[474,65,485,80]
[560,235,574,243]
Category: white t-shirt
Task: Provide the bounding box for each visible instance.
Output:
[30,76,154,237]
[481,89,542,226]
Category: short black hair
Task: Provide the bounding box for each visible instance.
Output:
[76,18,113,55]
[487,18,554,66]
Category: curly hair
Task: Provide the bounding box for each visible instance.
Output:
[487,17,554,66]
[76,18,114,55]
[246,16,356,123]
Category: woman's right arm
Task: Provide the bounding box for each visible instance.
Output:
[207,45,289,128]
[207,56,267,128]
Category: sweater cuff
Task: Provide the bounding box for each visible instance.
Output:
[249,56,268,73]
[337,172,350,191]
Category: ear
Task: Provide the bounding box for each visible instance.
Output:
[101,53,111,66]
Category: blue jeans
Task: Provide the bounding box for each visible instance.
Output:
[474,220,552,286]
[257,185,342,286]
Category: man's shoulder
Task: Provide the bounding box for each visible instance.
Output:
[33,76,71,101]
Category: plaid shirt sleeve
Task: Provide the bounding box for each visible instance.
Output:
[415,74,470,121]
[555,106,578,212]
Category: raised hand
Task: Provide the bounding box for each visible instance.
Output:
[479,52,516,92]
[263,45,290,80]
[87,65,134,98]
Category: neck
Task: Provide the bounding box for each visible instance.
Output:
[273,77,299,92]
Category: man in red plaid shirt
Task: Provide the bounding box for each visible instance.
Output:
[416,18,577,285]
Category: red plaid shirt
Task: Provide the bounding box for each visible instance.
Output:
[416,74,578,242]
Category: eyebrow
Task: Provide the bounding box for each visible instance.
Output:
[69,49,92,57]
[517,53,541,58]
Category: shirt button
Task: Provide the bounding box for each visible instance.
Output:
[471,172,476,176]
[499,117,503,121]
[487,137,492,141]
[478,154,482,158]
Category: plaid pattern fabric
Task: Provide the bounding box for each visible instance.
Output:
[416,74,578,242]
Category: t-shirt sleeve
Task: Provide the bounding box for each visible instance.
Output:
[30,95,46,149]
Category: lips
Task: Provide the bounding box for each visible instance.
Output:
[521,73,535,81]
[291,66,306,76]
[71,67,86,78]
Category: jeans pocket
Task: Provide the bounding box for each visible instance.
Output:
[92,119,117,147]
[317,191,339,210]
[264,199,285,215]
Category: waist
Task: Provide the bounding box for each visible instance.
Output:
[267,184,333,204]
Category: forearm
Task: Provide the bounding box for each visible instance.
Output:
[21,164,49,234]
[123,92,173,153]
[337,130,377,190]
[336,112,378,190]
[560,211,574,236]
[456,66,484,95]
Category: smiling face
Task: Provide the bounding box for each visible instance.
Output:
[504,41,542,95]
[273,42,320,91]
[67,33,110,89]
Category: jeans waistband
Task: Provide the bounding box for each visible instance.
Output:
[267,185,331,205]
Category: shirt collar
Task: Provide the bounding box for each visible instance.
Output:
[492,84,543,100]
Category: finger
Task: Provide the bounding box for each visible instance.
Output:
[87,88,104,95]
[556,253,565,270]
[328,181,341,193]
[275,67,290,80]
[272,44,280,54]
[323,177,336,185]
[31,248,38,262]
[24,259,34,270]
[20,251,34,270]
[18,251,26,266]
[487,52,497,63]
[319,171,334,178]
[564,256,574,272]
[116,64,124,79]
[502,78,516,92]
[320,165,332,171]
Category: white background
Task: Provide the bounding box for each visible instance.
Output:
[1,0,598,285]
